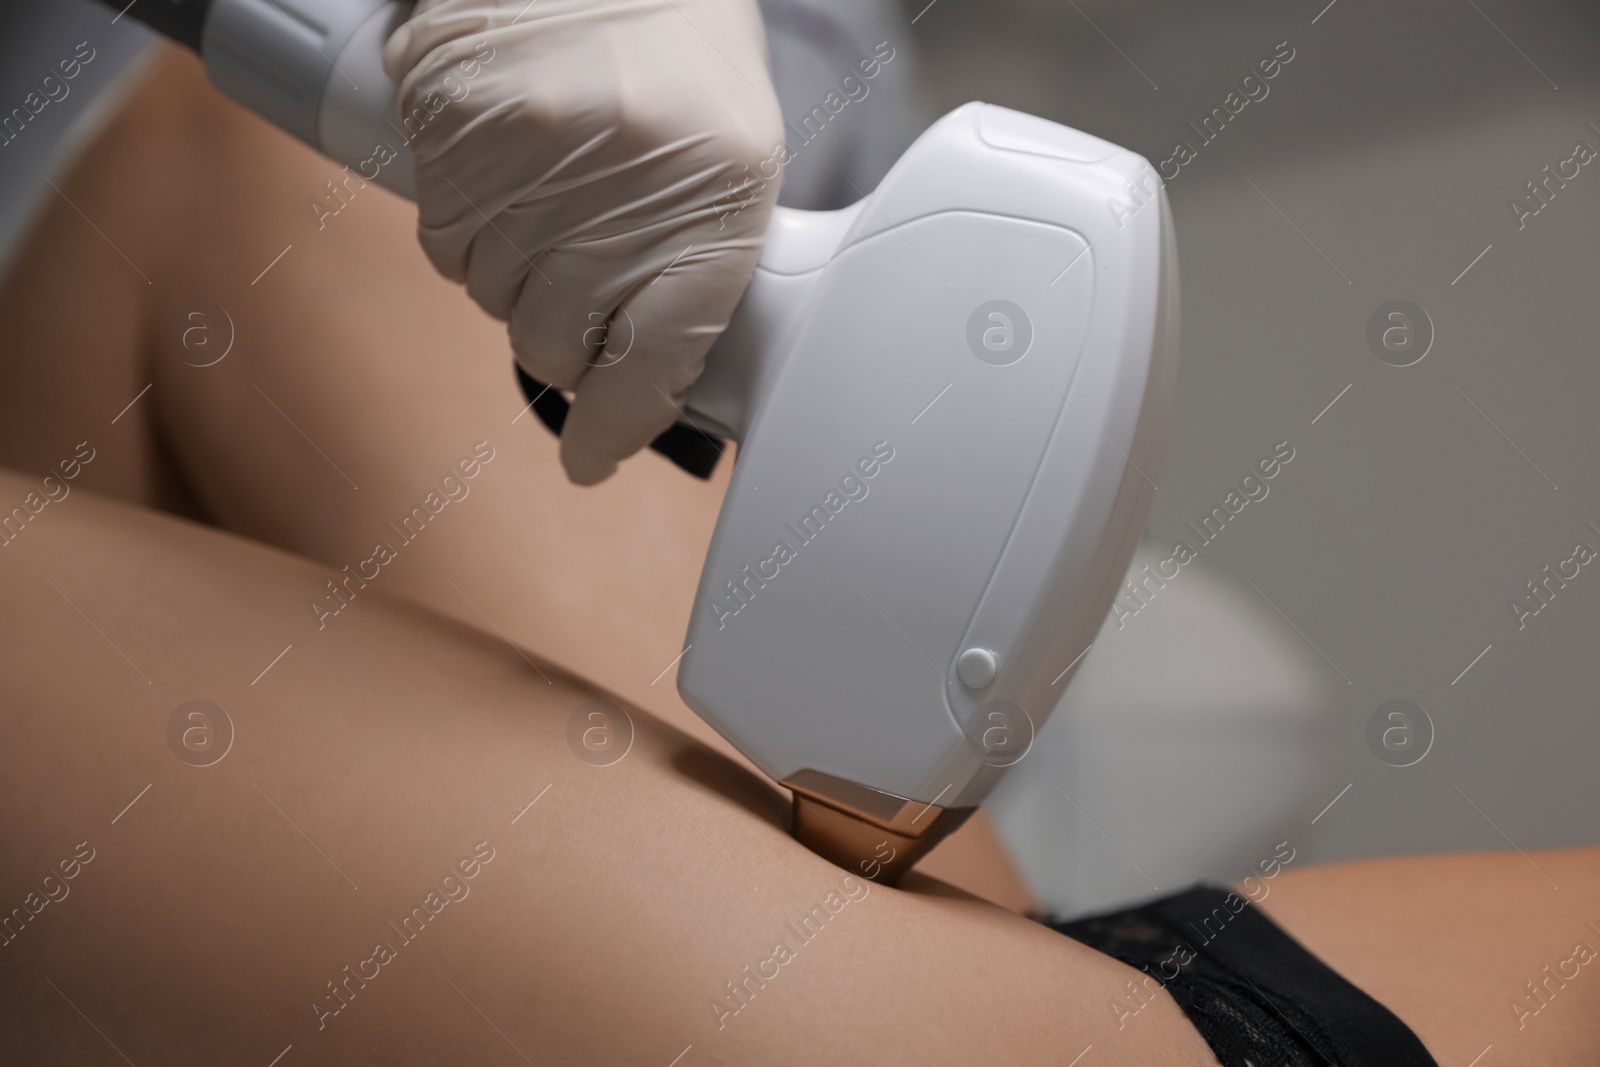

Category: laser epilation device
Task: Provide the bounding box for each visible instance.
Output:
[118,0,1180,883]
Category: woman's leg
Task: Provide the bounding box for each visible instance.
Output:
[1257,848,1600,1066]
[0,46,1029,910]
[0,468,1216,1065]
[5,468,1597,1065]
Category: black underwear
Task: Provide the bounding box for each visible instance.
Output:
[1042,885,1438,1067]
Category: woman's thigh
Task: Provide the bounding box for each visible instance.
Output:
[0,468,1214,1065]
[0,47,1030,910]
[1258,847,1600,1066]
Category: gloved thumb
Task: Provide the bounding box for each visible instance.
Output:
[546,237,766,485]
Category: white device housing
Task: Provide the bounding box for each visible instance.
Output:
[192,1,1179,819]
[679,103,1179,812]
[202,0,418,198]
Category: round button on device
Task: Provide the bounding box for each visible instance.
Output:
[957,647,998,689]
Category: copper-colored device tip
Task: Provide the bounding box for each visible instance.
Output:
[783,769,973,885]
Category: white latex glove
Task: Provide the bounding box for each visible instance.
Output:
[383,0,783,484]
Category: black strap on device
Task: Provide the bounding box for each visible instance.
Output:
[514,365,724,480]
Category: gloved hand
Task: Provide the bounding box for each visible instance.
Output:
[383,0,784,484]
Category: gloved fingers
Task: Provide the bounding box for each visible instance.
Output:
[553,237,767,485]
[502,232,658,392]
[387,1,782,284]
[412,85,778,305]
[502,168,777,393]
[446,151,732,325]
[446,196,569,324]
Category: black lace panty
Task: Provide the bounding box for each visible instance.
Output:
[1042,885,1438,1067]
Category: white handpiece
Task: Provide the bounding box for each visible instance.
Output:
[679,105,1179,881]
[193,0,1181,882]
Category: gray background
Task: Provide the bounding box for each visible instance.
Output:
[0,3,153,279]
[905,0,1600,911]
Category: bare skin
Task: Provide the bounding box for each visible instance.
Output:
[1260,852,1600,1065]
[0,470,1215,1065]
[0,45,1027,911]
[3,471,1597,1065]
[0,47,1597,1066]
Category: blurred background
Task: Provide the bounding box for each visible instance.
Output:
[899,0,1600,913]
[7,0,1599,916]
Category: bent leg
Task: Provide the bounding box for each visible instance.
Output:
[0,470,1215,1065]
[0,46,1030,909]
